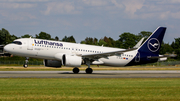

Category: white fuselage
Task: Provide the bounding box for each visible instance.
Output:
[3,27,167,70]
[4,38,137,67]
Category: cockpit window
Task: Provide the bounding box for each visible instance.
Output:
[12,41,22,45]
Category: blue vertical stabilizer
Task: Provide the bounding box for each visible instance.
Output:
[138,27,166,55]
[126,27,166,66]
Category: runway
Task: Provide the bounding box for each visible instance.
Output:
[0,70,180,78]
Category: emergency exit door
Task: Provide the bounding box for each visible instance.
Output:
[27,39,33,50]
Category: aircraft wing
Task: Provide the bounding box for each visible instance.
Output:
[77,48,137,59]
[78,37,144,59]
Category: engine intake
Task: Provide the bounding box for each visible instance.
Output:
[62,54,82,67]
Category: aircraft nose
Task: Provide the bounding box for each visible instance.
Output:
[4,45,11,52]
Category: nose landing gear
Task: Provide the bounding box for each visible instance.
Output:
[23,57,29,68]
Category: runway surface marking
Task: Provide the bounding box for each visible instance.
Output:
[0,70,180,78]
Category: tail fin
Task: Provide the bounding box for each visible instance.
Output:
[138,27,166,55]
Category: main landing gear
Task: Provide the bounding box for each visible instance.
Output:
[85,59,93,74]
[23,57,29,68]
[72,67,93,74]
[72,59,93,74]
[73,67,79,74]
[86,68,93,74]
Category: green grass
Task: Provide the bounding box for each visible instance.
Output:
[0,78,180,101]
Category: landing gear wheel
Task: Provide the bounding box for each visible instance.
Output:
[86,68,93,74]
[73,67,79,74]
[23,64,28,68]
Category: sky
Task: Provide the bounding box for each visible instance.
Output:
[0,0,180,43]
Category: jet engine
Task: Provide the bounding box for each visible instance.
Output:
[43,59,62,67]
[62,54,82,67]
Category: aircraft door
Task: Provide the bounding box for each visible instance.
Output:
[27,39,33,50]
[135,52,140,62]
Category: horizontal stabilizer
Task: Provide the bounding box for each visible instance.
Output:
[147,54,177,59]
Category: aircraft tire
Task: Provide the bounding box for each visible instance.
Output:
[86,68,93,74]
[23,64,28,68]
[73,67,79,74]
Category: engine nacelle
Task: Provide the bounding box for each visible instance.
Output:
[62,54,82,67]
[43,59,62,67]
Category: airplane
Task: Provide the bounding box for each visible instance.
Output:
[4,27,168,74]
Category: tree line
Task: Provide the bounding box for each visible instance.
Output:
[0,28,180,59]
